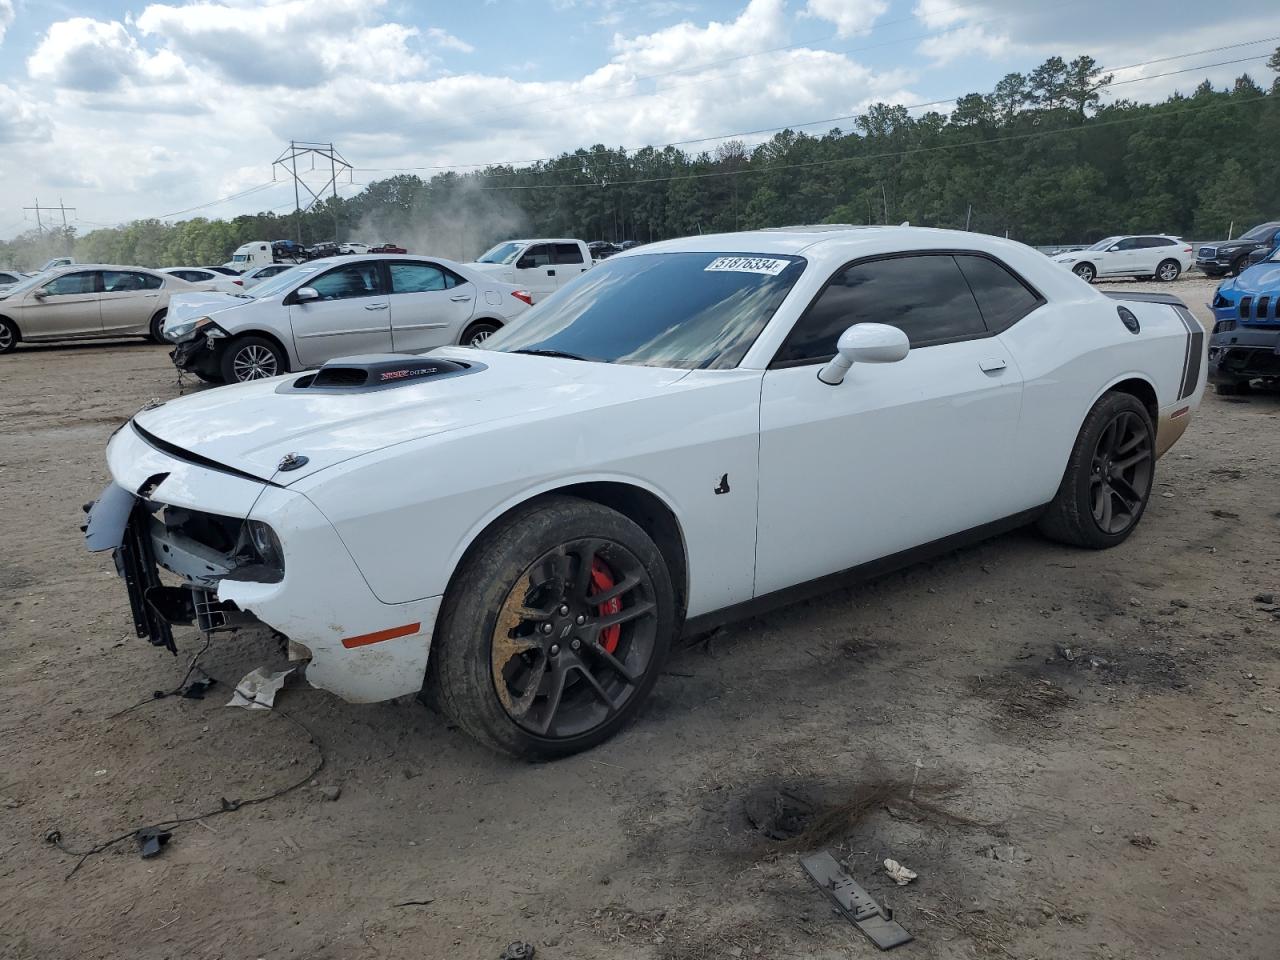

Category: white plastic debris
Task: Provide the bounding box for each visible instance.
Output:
[883,858,918,886]
[227,666,295,710]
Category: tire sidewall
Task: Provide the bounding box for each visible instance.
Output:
[1156,260,1180,282]
[149,310,168,344]
[462,320,500,347]
[220,335,285,383]
[433,496,675,759]
[1067,394,1156,547]
[0,318,17,354]
[1074,263,1095,283]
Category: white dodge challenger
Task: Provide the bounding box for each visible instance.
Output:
[85,227,1206,758]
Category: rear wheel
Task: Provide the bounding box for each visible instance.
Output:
[149,310,168,344]
[427,496,675,759]
[0,317,18,354]
[1214,379,1251,396]
[1037,392,1155,549]
[461,319,501,347]
[1073,263,1096,283]
[1155,259,1181,282]
[220,335,286,383]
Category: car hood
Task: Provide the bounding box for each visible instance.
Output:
[167,290,251,324]
[1221,262,1280,295]
[131,347,692,484]
[467,261,514,274]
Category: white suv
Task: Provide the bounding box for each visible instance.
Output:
[164,255,532,383]
[1052,235,1193,283]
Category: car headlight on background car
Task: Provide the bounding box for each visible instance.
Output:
[1056,257,1076,264]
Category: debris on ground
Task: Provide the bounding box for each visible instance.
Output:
[981,845,1030,863]
[801,850,913,950]
[883,858,918,885]
[1254,593,1275,605]
[1129,834,1157,849]
[135,827,172,859]
[315,784,341,802]
[499,941,536,960]
[226,667,294,710]
[179,666,216,699]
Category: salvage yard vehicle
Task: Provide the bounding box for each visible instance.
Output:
[0,263,223,354]
[160,267,245,293]
[0,270,23,291]
[1052,235,1192,283]
[469,238,592,302]
[1208,244,1280,395]
[84,226,1206,759]
[1196,221,1280,278]
[238,262,296,288]
[164,254,532,383]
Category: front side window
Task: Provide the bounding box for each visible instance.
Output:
[775,254,987,365]
[553,243,584,265]
[1112,238,1138,251]
[389,262,448,293]
[43,271,99,296]
[1087,237,1120,251]
[520,244,552,268]
[484,251,806,370]
[307,262,383,301]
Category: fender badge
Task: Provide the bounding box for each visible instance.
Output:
[278,452,309,472]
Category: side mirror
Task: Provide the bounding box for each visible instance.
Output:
[1246,248,1267,265]
[1108,245,1121,252]
[294,286,319,302]
[818,323,910,386]
[33,289,48,299]
[515,257,533,270]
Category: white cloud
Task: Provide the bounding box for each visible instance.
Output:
[0,84,52,144]
[912,0,969,29]
[917,24,1010,65]
[802,0,888,38]
[426,27,474,54]
[27,18,187,91]
[0,0,14,47]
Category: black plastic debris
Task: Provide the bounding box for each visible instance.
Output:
[136,827,172,859]
[180,667,216,700]
[499,942,536,960]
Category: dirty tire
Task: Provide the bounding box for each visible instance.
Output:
[0,317,18,354]
[220,335,285,382]
[461,319,501,347]
[426,495,675,760]
[1037,392,1155,549]
[1073,262,1095,283]
[1155,259,1181,282]
[1214,379,1251,396]
[148,310,168,344]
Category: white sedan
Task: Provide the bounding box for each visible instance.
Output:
[1052,235,1193,283]
[85,227,1206,758]
[160,267,246,294]
[162,254,532,383]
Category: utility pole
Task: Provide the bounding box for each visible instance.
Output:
[272,141,352,246]
[23,198,76,251]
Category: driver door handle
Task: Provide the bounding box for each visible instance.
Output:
[979,358,1007,373]
[364,302,389,311]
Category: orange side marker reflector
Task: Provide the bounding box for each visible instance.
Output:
[341,622,421,649]
[1170,406,1190,420]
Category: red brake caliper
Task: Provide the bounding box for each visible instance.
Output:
[589,558,622,654]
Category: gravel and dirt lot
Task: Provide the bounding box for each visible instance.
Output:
[2,275,1277,960]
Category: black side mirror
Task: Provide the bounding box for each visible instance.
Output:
[516,257,533,269]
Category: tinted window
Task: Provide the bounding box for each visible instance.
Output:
[308,262,383,301]
[1113,238,1138,251]
[553,243,584,265]
[954,255,1041,333]
[776,255,986,364]
[389,262,448,293]
[485,252,805,370]
[0,272,18,283]
[103,270,162,292]
[520,244,552,268]
[1143,237,1175,247]
[43,271,98,296]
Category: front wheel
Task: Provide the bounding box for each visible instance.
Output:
[1155,259,1181,282]
[1231,257,1251,278]
[220,335,286,383]
[1073,263,1096,283]
[426,496,675,759]
[1037,392,1155,549]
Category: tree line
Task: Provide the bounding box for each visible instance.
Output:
[2,50,1278,271]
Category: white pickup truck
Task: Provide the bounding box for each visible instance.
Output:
[467,238,592,303]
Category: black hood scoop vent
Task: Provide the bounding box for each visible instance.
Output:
[283,354,484,394]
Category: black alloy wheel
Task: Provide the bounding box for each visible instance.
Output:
[1088,410,1153,535]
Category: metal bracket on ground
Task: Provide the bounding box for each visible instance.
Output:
[801,850,913,950]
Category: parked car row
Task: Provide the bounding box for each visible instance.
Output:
[1207,239,1280,396]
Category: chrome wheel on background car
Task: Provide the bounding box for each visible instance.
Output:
[463,321,500,347]
[1156,260,1181,282]
[1073,263,1095,283]
[491,539,659,738]
[0,318,17,354]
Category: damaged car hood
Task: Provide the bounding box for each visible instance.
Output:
[130,348,692,484]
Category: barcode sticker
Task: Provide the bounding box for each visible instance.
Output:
[704,256,790,276]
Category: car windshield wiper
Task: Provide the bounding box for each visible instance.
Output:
[509,348,592,361]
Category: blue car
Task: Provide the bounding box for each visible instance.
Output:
[1208,244,1280,394]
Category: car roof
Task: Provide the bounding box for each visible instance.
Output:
[290,254,466,269]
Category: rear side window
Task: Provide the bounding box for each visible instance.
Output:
[102,271,162,292]
[775,254,986,364]
[553,243,584,265]
[954,255,1042,334]
[389,262,447,293]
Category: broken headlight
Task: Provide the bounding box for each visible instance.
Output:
[247,520,284,570]
[222,519,286,583]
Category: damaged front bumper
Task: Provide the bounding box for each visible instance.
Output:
[84,421,441,703]
[170,334,224,378]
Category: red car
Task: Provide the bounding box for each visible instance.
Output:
[370,243,407,254]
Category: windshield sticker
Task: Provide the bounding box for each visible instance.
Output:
[704,256,790,276]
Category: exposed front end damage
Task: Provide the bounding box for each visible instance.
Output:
[85,421,440,703]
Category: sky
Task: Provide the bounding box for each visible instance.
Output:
[0,0,1276,239]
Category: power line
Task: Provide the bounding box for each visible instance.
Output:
[475,91,1271,191]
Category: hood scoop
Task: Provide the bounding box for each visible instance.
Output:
[283,354,483,394]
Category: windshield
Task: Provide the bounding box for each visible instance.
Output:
[483,252,806,369]
[0,270,53,299]
[252,264,319,299]
[1087,236,1121,251]
[476,241,524,265]
[1240,223,1278,242]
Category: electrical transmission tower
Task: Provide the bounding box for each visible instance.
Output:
[272,141,353,247]
[23,198,77,250]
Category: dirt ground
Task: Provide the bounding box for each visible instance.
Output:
[2,274,1278,960]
